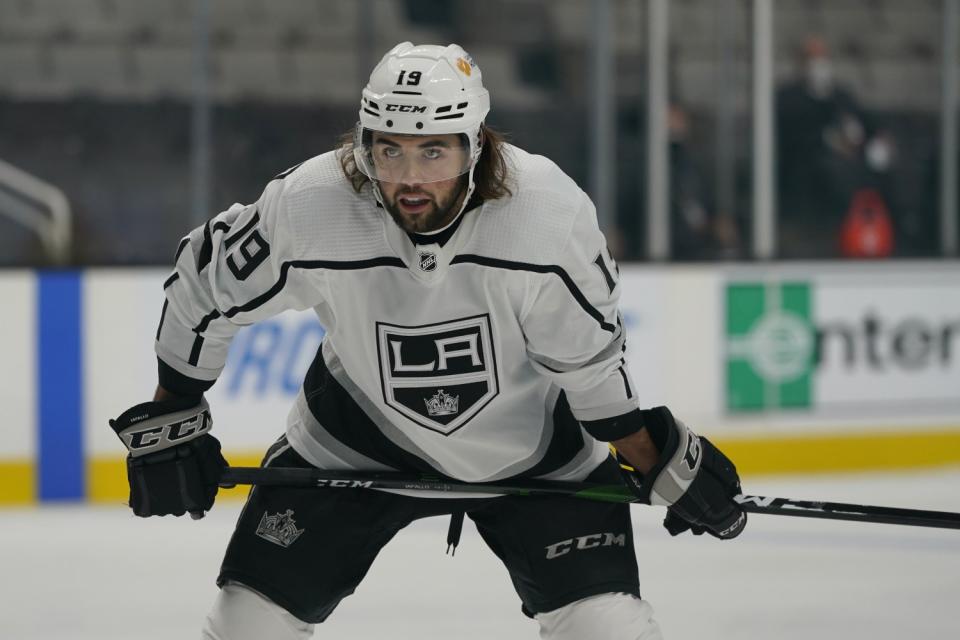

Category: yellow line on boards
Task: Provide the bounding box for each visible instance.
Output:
[0,461,34,505]
[87,453,265,504]
[718,429,960,476]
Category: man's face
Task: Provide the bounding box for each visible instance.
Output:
[371,132,469,233]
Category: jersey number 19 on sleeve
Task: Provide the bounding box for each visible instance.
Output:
[227,230,270,281]
[593,248,619,295]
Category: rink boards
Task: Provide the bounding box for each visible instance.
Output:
[2,262,959,505]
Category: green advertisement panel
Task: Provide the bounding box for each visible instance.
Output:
[725,271,960,416]
[726,282,815,411]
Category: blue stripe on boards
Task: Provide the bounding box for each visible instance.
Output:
[37,271,84,501]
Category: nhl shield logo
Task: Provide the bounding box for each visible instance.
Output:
[418,252,437,272]
[376,314,499,435]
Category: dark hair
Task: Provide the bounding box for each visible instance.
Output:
[338,124,513,201]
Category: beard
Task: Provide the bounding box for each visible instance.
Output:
[381,176,468,234]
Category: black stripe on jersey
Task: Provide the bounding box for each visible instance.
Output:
[618,364,633,399]
[197,222,214,272]
[195,309,222,333]
[197,220,233,272]
[593,253,616,295]
[534,359,564,374]
[304,352,442,475]
[174,237,190,263]
[193,258,406,329]
[449,255,616,333]
[262,434,290,466]
[224,210,260,250]
[186,258,406,364]
[274,161,305,180]
[190,309,222,365]
[188,333,205,367]
[156,299,169,342]
[218,257,408,319]
[303,351,586,479]
[163,272,180,289]
[516,392,587,478]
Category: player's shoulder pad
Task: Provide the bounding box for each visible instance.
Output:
[260,149,387,262]
[469,144,592,265]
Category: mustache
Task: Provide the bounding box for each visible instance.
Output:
[396,189,433,200]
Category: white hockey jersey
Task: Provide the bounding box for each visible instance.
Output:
[156,144,639,483]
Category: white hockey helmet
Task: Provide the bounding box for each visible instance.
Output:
[354,42,490,186]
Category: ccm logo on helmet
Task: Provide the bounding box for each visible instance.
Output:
[386,104,427,113]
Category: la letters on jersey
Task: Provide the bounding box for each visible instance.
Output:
[376,314,499,435]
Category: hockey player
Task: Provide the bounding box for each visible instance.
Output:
[110,43,746,639]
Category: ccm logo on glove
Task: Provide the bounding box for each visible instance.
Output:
[682,432,702,471]
[110,396,226,518]
[121,412,211,455]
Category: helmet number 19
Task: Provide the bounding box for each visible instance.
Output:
[397,70,422,86]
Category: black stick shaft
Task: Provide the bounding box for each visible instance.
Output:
[220,467,960,530]
[220,466,631,501]
[733,495,960,529]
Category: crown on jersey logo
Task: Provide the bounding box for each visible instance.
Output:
[424,389,459,416]
[255,509,305,548]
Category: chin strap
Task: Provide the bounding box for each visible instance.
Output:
[453,127,482,220]
[370,179,386,208]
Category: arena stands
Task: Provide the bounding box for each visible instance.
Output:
[0,0,946,263]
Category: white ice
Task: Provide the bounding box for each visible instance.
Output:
[2,468,958,639]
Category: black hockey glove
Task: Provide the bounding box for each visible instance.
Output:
[615,406,746,540]
[109,396,226,518]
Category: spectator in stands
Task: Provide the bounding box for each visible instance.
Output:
[611,102,741,261]
[777,35,898,258]
[667,103,742,260]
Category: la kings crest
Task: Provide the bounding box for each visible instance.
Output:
[376,314,499,435]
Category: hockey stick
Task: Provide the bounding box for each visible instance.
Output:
[220,466,960,530]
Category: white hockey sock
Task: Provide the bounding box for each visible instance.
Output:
[201,581,315,640]
[536,593,664,640]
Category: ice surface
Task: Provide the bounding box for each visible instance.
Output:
[1,468,958,639]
